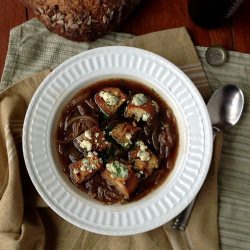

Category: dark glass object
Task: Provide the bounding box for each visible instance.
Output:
[188,0,244,28]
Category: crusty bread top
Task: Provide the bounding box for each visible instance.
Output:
[20,0,140,41]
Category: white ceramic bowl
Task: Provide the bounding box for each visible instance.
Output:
[23,46,213,235]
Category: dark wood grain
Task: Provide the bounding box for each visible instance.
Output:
[27,5,35,19]
[120,0,234,50]
[0,0,26,79]
[233,0,250,53]
[0,0,250,80]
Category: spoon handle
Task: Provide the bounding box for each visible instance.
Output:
[171,129,218,231]
[171,198,196,230]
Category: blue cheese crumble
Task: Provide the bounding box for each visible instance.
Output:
[106,161,129,179]
[131,93,147,106]
[84,130,92,140]
[99,91,119,105]
[142,112,150,121]
[79,140,92,151]
[132,110,150,122]
[80,155,98,172]
[125,133,132,140]
[136,141,150,161]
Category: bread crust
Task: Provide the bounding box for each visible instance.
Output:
[20,0,140,41]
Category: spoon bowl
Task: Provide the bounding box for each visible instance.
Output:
[207,84,244,133]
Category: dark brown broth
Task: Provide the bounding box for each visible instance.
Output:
[55,78,179,204]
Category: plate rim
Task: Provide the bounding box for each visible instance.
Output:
[22,46,213,235]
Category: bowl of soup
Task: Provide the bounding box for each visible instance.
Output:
[23,46,213,235]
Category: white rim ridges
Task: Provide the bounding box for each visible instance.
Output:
[23,46,213,235]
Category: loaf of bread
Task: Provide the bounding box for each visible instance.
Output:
[20,0,141,41]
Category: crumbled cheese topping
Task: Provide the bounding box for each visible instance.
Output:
[79,140,92,151]
[136,170,144,178]
[72,155,102,175]
[123,142,130,148]
[73,168,79,175]
[82,158,89,166]
[142,112,150,121]
[87,151,94,157]
[94,132,99,138]
[136,140,147,150]
[133,110,151,122]
[136,141,150,161]
[84,130,92,140]
[80,165,86,172]
[106,161,129,178]
[122,132,132,148]
[99,91,119,105]
[137,150,150,161]
[125,133,132,140]
[131,93,147,106]
[81,157,97,171]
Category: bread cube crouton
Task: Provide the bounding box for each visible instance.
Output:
[74,126,110,152]
[129,140,159,177]
[101,161,138,199]
[69,152,103,184]
[109,122,140,148]
[94,87,128,116]
[124,93,159,122]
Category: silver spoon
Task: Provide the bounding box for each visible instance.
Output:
[172,84,244,230]
[207,84,244,135]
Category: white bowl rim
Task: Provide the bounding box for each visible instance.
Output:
[22,46,213,235]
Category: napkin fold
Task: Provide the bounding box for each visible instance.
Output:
[0,20,222,250]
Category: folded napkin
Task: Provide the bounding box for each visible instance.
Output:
[0,19,226,250]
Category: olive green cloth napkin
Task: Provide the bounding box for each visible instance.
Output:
[2,18,249,250]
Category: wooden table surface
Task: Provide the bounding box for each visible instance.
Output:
[1,0,250,79]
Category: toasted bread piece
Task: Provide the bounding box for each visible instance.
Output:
[74,126,110,152]
[125,93,159,122]
[94,87,128,116]
[69,152,103,184]
[101,161,138,199]
[129,140,159,177]
[110,122,140,148]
